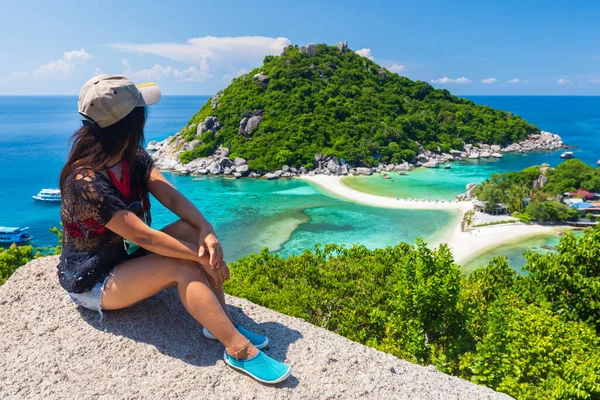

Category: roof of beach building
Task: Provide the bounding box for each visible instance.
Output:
[572,202,600,210]
[0,257,512,400]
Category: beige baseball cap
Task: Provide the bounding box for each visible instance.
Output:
[78,74,162,128]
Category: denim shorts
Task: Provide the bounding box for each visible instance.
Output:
[67,267,116,315]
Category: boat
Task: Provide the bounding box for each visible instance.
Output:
[0,227,32,244]
[32,188,61,202]
[560,151,574,159]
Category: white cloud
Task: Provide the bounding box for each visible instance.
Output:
[430,76,471,84]
[388,64,405,73]
[32,59,74,79]
[130,64,173,81]
[111,36,290,78]
[173,65,213,81]
[355,48,374,60]
[64,49,91,62]
[93,67,103,76]
[507,78,523,84]
[9,49,92,80]
[591,79,600,84]
[557,78,570,85]
[481,77,497,84]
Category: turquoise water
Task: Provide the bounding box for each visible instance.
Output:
[1,95,599,268]
[463,230,585,274]
[0,96,453,260]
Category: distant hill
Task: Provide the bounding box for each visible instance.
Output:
[175,43,539,171]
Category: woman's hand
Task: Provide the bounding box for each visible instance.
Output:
[202,261,230,288]
[198,230,224,269]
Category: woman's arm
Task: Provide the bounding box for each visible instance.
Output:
[105,211,230,286]
[106,209,202,262]
[146,167,223,267]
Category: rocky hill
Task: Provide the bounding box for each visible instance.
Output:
[0,257,512,399]
[149,42,564,178]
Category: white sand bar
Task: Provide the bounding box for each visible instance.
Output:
[299,175,473,212]
[300,175,565,265]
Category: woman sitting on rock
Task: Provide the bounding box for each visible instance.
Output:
[57,74,291,384]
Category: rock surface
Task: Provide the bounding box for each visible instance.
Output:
[0,258,511,400]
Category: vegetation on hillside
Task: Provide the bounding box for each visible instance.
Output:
[178,44,538,171]
[226,228,600,399]
[477,159,599,222]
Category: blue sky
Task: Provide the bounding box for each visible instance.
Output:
[1,0,599,95]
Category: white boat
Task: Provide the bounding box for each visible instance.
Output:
[560,151,574,159]
[32,188,61,202]
[0,227,32,244]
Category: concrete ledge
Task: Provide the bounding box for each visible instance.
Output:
[0,257,512,399]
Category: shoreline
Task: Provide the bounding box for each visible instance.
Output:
[300,174,566,265]
[299,175,474,212]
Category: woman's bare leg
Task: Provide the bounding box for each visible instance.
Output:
[101,253,256,358]
[160,220,234,323]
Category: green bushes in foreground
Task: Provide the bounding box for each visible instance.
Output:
[226,227,600,399]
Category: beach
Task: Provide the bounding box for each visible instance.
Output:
[301,174,565,265]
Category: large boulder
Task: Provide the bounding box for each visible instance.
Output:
[263,172,279,180]
[326,159,339,174]
[423,160,439,168]
[355,167,373,176]
[252,73,270,88]
[233,157,247,167]
[337,41,349,53]
[208,162,223,175]
[244,115,261,136]
[306,44,317,57]
[236,164,250,176]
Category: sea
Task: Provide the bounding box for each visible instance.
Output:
[1,95,599,269]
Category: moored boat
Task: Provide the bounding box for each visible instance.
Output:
[560,151,574,159]
[0,227,32,244]
[32,188,61,202]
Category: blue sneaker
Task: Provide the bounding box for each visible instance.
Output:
[203,324,269,349]
[224,350,291,384]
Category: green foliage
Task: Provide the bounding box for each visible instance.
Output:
[178,44,538,169]
[0,243,34,284]
[478,183,506,212]
[226,226,600,399]
[544,159,600,194]
[523,229,600,330]
[526,201,578,222]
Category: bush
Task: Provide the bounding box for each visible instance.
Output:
[526,201,578,222]
[225,226,600,399]
[0,244,34,284]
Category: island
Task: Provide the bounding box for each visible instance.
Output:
[149,42,565,178]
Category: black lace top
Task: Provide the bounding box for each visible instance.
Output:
[57,147,154,293]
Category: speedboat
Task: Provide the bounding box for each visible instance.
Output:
[560,151,574,159]
[32,188,61,202]
[0,227,32,244]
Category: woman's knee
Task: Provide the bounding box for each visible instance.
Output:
[174,259,207,283]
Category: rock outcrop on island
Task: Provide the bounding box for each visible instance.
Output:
[0,257,512,399]
[147,41,565,181]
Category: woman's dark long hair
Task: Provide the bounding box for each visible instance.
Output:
[59,106,147,192]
